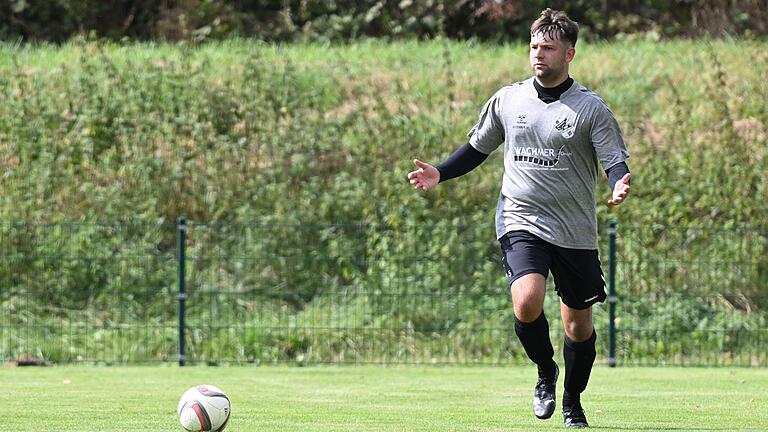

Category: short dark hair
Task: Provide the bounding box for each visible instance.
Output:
[531,8,579,47]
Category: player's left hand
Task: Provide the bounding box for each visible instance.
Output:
[608,173,631,206]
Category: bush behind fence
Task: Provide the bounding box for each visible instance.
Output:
[3,0,768,42]
[1,222,766,366]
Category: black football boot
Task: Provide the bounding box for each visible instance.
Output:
[533,363,559,419]
[563,401,589,428]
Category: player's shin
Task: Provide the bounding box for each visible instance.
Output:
[562,330,597,407]
[514,312,557,375]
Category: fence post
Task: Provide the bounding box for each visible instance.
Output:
[608,220,617,367]
[177,217,187,367]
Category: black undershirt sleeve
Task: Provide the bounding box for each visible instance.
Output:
[437,143,627,187]
[605,161,630,190]
[436,143,489,183]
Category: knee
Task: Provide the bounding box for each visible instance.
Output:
[510,274,547,322]
[563,320,594,342]
[514,299,543,322]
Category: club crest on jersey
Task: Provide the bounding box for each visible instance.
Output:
[554,116,575,139]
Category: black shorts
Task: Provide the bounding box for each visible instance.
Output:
[499,230,606,310]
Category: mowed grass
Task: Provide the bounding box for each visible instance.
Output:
[2,365,767,431]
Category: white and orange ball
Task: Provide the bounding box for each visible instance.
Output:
[177,385,231,432]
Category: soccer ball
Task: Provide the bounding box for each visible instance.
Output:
[177,384,231,432]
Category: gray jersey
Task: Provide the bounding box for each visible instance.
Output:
[468,78,629,249]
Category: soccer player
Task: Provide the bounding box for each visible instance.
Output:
[407,8,631,429]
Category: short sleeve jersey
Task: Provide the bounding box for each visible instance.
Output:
[468,78,629,249]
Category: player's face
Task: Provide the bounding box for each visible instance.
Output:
[529,31,575,86]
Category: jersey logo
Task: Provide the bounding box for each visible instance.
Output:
[554,116,575,139]
[513,145,567,167]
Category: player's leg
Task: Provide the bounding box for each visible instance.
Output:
[511,273,559,420]
[500,231,557,420]
[560,302,595,428]
[550,246,605,429]
[512,273,556,374]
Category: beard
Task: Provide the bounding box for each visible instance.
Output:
[532,63,565,84]
[534,65,556,79]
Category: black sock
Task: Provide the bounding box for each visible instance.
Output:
[563,330,597,408]
[514,312,557,377]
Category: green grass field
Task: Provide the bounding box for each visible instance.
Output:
[2,365,767,431]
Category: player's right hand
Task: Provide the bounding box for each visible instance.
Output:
[407,159,440,191]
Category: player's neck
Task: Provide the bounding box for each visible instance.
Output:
[534,67,570,88]
[534,76,572,90]
[533,76,573,104]
[535,74,569,88]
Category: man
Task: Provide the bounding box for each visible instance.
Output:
[407,8,631,429]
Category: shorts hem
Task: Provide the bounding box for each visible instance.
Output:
[508,269,547,287]
[560,295,607,310]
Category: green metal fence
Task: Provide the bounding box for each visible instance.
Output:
[1,221,766,366]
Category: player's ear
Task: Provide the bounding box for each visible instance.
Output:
[565,46,575,63]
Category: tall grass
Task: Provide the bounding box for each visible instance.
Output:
[1,38,765,225]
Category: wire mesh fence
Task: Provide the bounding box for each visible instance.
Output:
[0,222,177,364]
[1,221,766,366]
[616,225,768,366]
[181,221,516,365]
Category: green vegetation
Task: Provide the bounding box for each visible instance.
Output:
[2,39,765,226]
[1,40,766,365]
[4,1,767,42]
[2,365,767,431]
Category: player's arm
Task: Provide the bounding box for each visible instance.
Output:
[409,89,503,191]
[605,161,631,206]
[408,143,489,191]
[591,101,631,206]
